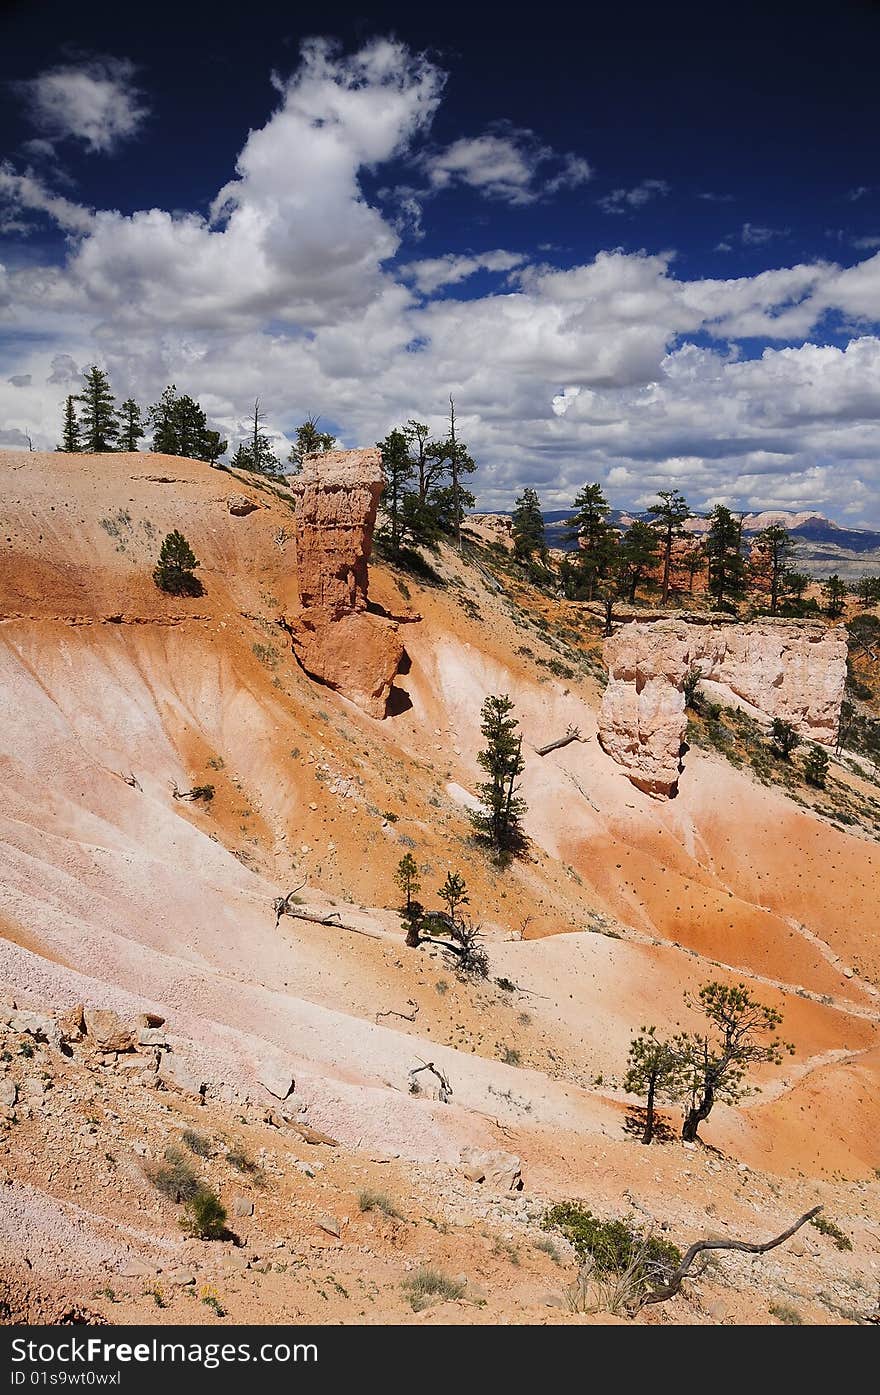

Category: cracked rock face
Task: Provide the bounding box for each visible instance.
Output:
[598,618,847,797]
[287,449,404,718]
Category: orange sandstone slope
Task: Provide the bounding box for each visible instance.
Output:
[0,449,878,1181]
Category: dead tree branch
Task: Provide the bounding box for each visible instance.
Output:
[376,1000,419,1023]
[642,1206,823,1307]
[535,726,586,757]
[272,893,381,939]
[408,1060,453,1103]
[273,880,307,928]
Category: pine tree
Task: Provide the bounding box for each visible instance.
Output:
[153,531,203,597]
[149,385,181,455]
[395,852,422,947]
[57,395,80,452]
[287,415,336,473]
[379,428,415,554]
[647,489,690,604]
[405,419,445,504]
[854,575,880,608]
[624,1028,683,1145]
[438,871,469,930]
[617,520,659,603]
[174,395,211,460]
[474,694,527,856]
[148,385,220,462]
[429,397,476,551]
[676,982,793,1142]
[511,487,546,560]
[803,744,830,788]
[203,430,228,467]
[76,366,119,452]
[770,717,800,760]
[118,398,145,453]
[783,570,810,604]
[706,505,746,610]
[750,523,792,615]
[822,574,847,619]
[681,537,707,593]
[562,483,611,600]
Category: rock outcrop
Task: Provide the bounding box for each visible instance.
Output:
[599,618,847,796]
[287,449,404,717]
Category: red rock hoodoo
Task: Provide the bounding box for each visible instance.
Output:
[287,448,405,717]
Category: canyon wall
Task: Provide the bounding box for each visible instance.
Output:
[287,449,404,718]
[598,617,847,796]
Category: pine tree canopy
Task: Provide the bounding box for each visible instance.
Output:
[76,365,119,452]
[511,487,546,558]
[153,530,203,597]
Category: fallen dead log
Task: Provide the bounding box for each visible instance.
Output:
[642,1205,822,1307]
[376,1000,419,1023]
[535,725,585,757]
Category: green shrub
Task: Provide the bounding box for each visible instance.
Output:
[534,1235,561,1263]
[401,1268,465,1311]
[150,1148,201,1202]
[769,1301,804,1325]
[357,1189,401,1219]
[226,1147,258,1175]
[180,1187,227,1240]
[542,1202,681,1285]
[153,531,203,597]
[182,1130,211,1157]
[810,1213,852,1251]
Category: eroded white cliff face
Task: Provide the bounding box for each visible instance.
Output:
[598,618,847,796]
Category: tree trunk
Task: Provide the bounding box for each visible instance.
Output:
[449,395,461,553]
[661,526,672,605]
[682,1083,713,1141]
[642,1074,656,1145]
[500,736,522,847]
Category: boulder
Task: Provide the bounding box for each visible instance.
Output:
[83,1008,135,1053]
[458,1146,523,1191]
[118,1258,157,1279]
[233,1196,254,1218]
[58,1003,85,1039]
[0,1078,17,1108]
[8,1009,55,1041]
[157,1052,206,1100]
[228,495,259,516]
[288,610,404,720]
[137,1027,168,1048]
[256,1060,295,1101]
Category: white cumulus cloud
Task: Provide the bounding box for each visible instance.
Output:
[17,56,149,155]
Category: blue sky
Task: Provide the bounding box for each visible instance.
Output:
[2,1,880,523]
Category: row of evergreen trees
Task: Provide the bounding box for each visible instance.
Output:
[508,481,826,615]
[57,366,338,476]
